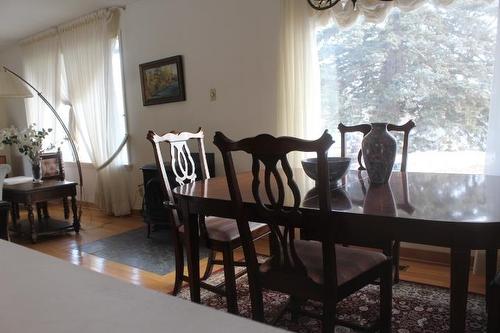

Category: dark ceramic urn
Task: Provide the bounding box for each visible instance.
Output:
[361,123,397,184]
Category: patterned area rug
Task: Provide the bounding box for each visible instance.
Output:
[177,272,486,332]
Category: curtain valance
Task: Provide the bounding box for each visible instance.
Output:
[312,0,461,28]
[20,8,120,46]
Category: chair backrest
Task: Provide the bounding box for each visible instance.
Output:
[338,120,415,172]
[214,131,335,312]
[40,148,65,181]
[146,128,211,225]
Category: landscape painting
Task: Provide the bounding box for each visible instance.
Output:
[140,55,186,106]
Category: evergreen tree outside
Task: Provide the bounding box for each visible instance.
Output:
[317,0,498,173]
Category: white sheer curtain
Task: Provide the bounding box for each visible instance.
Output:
[58,8,131,216]
[21,30,63,148]
[277,0,321,166]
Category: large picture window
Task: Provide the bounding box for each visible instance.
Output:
[316,0,498,173]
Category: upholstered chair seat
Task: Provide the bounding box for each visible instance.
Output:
[259,240,387,287]
[180,218,268,243]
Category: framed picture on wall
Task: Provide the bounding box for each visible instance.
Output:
[139,55,186,106]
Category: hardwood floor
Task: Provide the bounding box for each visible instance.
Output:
[10,204,486,295]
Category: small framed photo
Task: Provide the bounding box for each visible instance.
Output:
[139,55,186,106]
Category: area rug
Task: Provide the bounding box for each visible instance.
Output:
[81,227,209,275]
[177,272,486,333]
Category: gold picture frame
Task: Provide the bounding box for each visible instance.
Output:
[139,55,186,106]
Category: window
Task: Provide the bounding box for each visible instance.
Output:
[316,1,498,173]
[55,36,127,164]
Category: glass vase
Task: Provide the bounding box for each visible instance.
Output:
[32,160,43,183]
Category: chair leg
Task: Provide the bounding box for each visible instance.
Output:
[62,198,69,219]
[147,223,151,239]
[488,283,500,333]
[171,230,184,296]
[201,250,216,281]
[392,241,400,284]
[322,299,336,333]
[222,246,239,314]
[379,261,393,333]
[289,296,302,322]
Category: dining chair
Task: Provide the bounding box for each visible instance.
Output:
[147,128,269,314]
[214,131,392,333]
[338,120,415,283]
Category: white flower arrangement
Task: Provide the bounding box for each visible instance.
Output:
[0,124,54,164]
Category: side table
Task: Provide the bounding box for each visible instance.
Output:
[3,180,79,243]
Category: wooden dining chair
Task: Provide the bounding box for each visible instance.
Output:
[147,128,269,314]
[338,120,415,172]
[338,120,415,283]
[214,131,392,333]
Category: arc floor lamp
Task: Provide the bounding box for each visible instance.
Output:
[0,66,82,222]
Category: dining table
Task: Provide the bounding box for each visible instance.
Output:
[0,240,286,333]
[173,169,500,333]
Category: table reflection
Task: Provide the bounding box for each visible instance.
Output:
[363,181,397,216]
[302,170,413,217]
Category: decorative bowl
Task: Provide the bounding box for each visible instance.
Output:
[301,157,351,184]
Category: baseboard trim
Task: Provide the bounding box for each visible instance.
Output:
[400,247,475,267]
[400,247,451,265]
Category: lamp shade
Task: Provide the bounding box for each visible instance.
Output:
[0,68,33,98]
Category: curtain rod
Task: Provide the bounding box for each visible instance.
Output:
[20,6,125,45]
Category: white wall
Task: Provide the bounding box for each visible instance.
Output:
[121,0,281,205]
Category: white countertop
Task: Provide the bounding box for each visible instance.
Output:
[0,240,284,333]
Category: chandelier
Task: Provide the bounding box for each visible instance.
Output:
[307,0,393,11]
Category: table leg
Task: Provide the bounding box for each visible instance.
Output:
[10,202,17,229]
[179,199,200,303]
[0,203,9,240]
[486,248,498,333]
[63,198,70,219]
[450,248,471,333]
[36,203,43,223]
[26,203,37,243]
[42,202,50,219]
[71,195,80,233]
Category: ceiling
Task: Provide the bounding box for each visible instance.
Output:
[0,0,141,50]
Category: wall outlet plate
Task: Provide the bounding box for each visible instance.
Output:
[209,88,216,101]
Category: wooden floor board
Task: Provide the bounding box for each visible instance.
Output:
[10,205,486,296]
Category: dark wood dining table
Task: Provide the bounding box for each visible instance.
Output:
[173,169,500,332]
